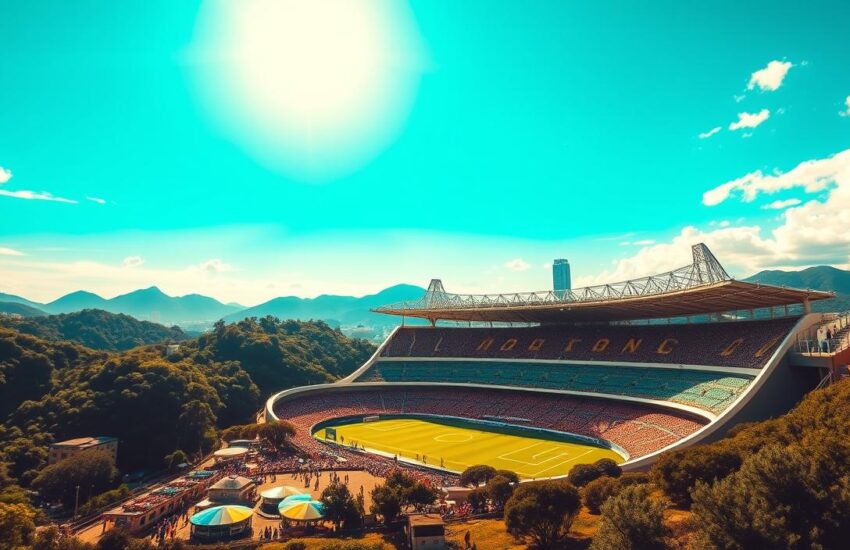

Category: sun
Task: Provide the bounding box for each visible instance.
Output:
[192,0,426,181]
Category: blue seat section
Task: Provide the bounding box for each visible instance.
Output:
[356,360,753,414]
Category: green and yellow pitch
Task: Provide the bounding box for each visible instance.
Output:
[313,418,623,479]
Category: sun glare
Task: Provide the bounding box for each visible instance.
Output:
[192,0,425,181]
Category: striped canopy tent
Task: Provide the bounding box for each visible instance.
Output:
[189,505,254,541]
[190,505,253,527]
[260,486,304,512]
[278,499,325,521]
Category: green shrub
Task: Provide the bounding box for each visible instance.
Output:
[567,463,601,487]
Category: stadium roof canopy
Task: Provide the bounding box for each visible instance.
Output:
[373,244,834,324]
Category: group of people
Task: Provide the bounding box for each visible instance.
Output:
[149,507,188,546]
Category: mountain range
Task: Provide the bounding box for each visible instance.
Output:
[1,265,847,338]
[0,283,427,338]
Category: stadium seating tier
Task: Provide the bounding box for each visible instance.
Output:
[381,318,799,369]
[356,360,752,414]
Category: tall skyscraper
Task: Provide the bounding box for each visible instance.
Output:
[553,258,571,294]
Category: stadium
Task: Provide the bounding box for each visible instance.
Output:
[266,244,843,480]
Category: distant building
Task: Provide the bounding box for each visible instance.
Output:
[207,475,256,504]
[165,344,180,357]
[553,258,571,295]
[48,436,118,465]
[407,514,445,550]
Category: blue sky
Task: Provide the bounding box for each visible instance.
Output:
[1,0,849,305]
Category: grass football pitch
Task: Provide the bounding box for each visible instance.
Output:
[313,418,623,479]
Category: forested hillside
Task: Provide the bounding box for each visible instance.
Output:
[0,317,375,493]
[0,309,187,351]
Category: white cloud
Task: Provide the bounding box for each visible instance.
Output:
[504,258,531,271]
[0,167,77,203]
[0,189,78,204]
[840,95,850,118]
[620,239,656,246]
[87,196,106,205]
[748,60,792,91]
[762,198,802,210]
[199,258,233,273]
[729,109,770,131]
[123,256,144,268]
[699,126,721,139]
[0,247,24,256]
[703,148,850,206]
[598,149,850,282]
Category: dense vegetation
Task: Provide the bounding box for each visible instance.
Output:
[642,376,850,548]
[0,317,374,513]
[0,309,186,351]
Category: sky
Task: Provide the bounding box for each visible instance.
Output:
[1,0,850,306]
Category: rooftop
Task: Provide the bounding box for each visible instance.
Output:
[51,436,117,448]
[373,244,834,323]
[408,513,444,526]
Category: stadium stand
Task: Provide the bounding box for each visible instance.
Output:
[267,245,838,476]
[355,361,752,414]
[380,318,799,369]
[274,387,706,460]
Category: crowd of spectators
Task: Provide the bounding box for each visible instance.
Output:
[382,318,799,369]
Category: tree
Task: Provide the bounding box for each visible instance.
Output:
[504,480,582,549]
[405,482,437,511]
[321,481,359,530]
[32,450,119,508]
[370,484,401,524]
[258,420,296,449]
[567,463,601,487]
[176,400,217,455]
[590,485,668,550]
[467,488,488,513]
[691,441,850,550]
[494,469,519,484]
[0,502,36,550]
[582,476,618,515]
[97,529,132,550]
[485,475,514,510]
[163,449,188,472]
[593,458,622,478]
[650,444,741,507]
[583,472,650,515]
[459,465,497,487]
[0,463,29,505]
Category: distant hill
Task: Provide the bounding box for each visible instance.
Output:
[0,301,47,318]
[40,286,241,325]
[45,290,108,312]
[0,309,187,350]
[0,292,44,310]
[0,284,424,338]
[744,265,850,312]
[223,283,427,339]
[744,265,850,294]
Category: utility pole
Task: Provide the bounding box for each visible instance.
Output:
[74,485,80,520]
